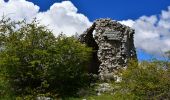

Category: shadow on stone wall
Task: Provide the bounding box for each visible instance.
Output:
[79,23,100,74]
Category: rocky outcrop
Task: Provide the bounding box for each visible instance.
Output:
[79,18,137,81]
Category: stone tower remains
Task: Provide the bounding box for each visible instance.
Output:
[79,18,137,81]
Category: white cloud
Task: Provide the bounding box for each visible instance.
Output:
[0,0,91,36]
[119,19,134,27]
[0,0,4,6]
[0,0,39,21]
[36,1,91,36]
[120,6,170,55]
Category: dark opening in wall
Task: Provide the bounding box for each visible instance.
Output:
[79,23,100,74]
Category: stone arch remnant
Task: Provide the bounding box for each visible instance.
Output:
[79,18,137,81]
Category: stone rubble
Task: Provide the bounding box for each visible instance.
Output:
[96,83,114,95]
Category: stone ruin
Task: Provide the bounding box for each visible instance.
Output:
[79,18,137,81]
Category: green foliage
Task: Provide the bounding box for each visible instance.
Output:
[0,70,15,100]
[0,18,92,98]
[47,35,92,96]
[65,93,138,100]
[117,60,170,99]
[66,94,115,100]
[74,60,170,100]
[0,18,56,96]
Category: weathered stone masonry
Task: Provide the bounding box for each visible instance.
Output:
[79,18,137,81]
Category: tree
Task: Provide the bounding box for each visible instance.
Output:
[0,18,92,98]
[0,18,56,96]
[47,35,92,96]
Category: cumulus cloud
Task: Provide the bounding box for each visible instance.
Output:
[0,0,39,21]
[0,0,91,36]
[36,1,91,36]
[120,7,170,55]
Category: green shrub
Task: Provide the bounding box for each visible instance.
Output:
[0,18,57,96]
[117,60,170,99]
[47,35,92,96]
[0,18,92,98]
[0,70,15,99]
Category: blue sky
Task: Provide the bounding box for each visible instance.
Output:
[27,0,170,21]
[1,0,170,61]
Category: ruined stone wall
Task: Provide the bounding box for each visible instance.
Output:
[79,18,137,81]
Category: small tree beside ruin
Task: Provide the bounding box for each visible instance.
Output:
[0,18,92,98]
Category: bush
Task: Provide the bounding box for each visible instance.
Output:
[0,18,56,96]
[47,35,92,96]
[116,60,170,99]
[0,18,92,98]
